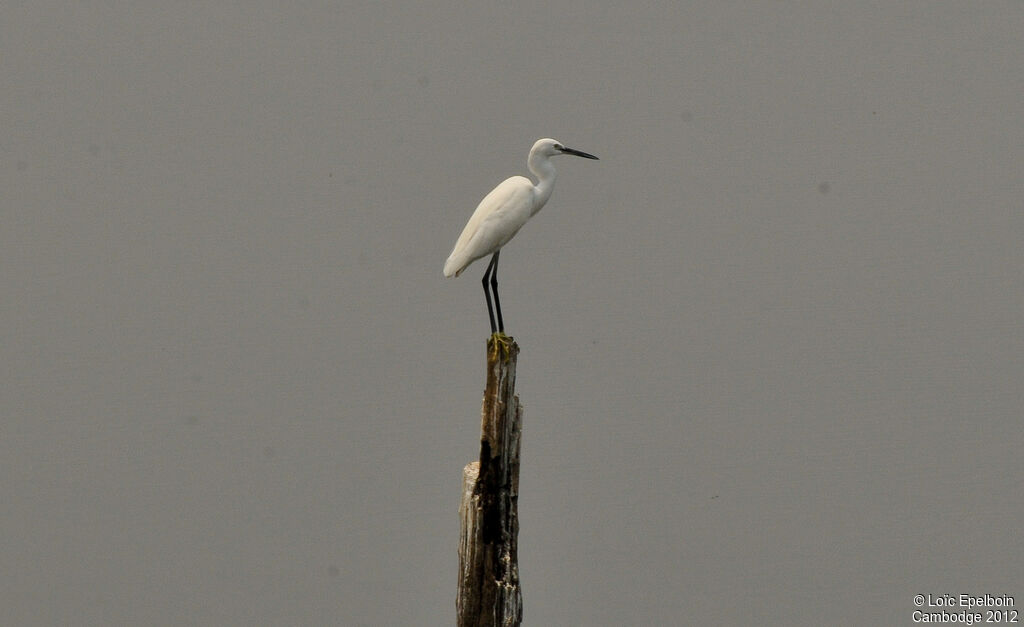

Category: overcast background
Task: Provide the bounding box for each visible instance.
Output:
[3,2,1022,626]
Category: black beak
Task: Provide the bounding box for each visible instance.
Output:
[560,147,599,160]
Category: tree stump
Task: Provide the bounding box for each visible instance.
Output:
[457,335,523,627]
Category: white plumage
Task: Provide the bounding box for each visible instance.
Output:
[443,137,598,333]
[443,176,534,278]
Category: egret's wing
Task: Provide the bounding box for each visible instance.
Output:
[444,177,533,277]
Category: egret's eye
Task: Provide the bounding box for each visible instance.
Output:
[554,144,564,150]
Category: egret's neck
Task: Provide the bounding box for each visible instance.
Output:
[527,153,556,215]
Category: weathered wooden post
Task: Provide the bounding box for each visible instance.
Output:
[457,334,523,627]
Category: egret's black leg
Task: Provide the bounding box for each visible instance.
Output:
[481,253,498,334]
[490,250,504,333]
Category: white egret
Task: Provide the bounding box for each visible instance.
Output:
[443,138,599,334]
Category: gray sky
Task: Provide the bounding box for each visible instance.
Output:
[2,2,1022,625]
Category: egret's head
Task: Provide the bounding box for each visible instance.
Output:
[532,138,599,160]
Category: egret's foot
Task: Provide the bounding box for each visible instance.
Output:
[488,332,514,362]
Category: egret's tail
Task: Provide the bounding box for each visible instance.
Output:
[443,255,462,278]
